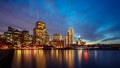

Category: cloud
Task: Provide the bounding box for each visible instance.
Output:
[101,37,120,42]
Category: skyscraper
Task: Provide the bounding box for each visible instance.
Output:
[22,30,29,42]
[77,35,82,45]
[4,27,15,44]
[34,21,49,45]
[13,30,22,46]
[67,28,74,45]
[22,30,33,45]
[4,26,23,46]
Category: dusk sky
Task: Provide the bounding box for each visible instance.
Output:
[0,0,120,44]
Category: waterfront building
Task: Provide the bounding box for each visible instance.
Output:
[22,30,33,45]
[29,35,33,44]
[4,31,13,44]
[50,40,64,48]
[4,27,15,45]
[34,21,49,45]
[77,35,82,45]
[49,34,64,48]
[67,28,74,45]
[45,34,49,45]
[64,36,68,47]
[13,30,22,46]
[3,26,23,46]
[53,34,62,41]
[0,35,5,40]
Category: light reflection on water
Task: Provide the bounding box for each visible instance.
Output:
[11,50,120,68]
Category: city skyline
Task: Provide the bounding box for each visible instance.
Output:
[0,0,120,44]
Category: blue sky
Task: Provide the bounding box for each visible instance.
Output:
[0,0,120,44]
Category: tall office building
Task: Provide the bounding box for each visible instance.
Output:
[4,26,22,46]
[77,35,82,45]
[34,21,49,45]
[4,27,15,44]
[22,30,29,42]
[67,28,74,45]
[22,30,33,45]
[13,30,22,46]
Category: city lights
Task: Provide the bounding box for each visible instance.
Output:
[0,21,86,50]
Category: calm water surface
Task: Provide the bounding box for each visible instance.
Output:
[3,50,120,68]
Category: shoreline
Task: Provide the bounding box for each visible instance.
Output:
[0,48,120,50]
